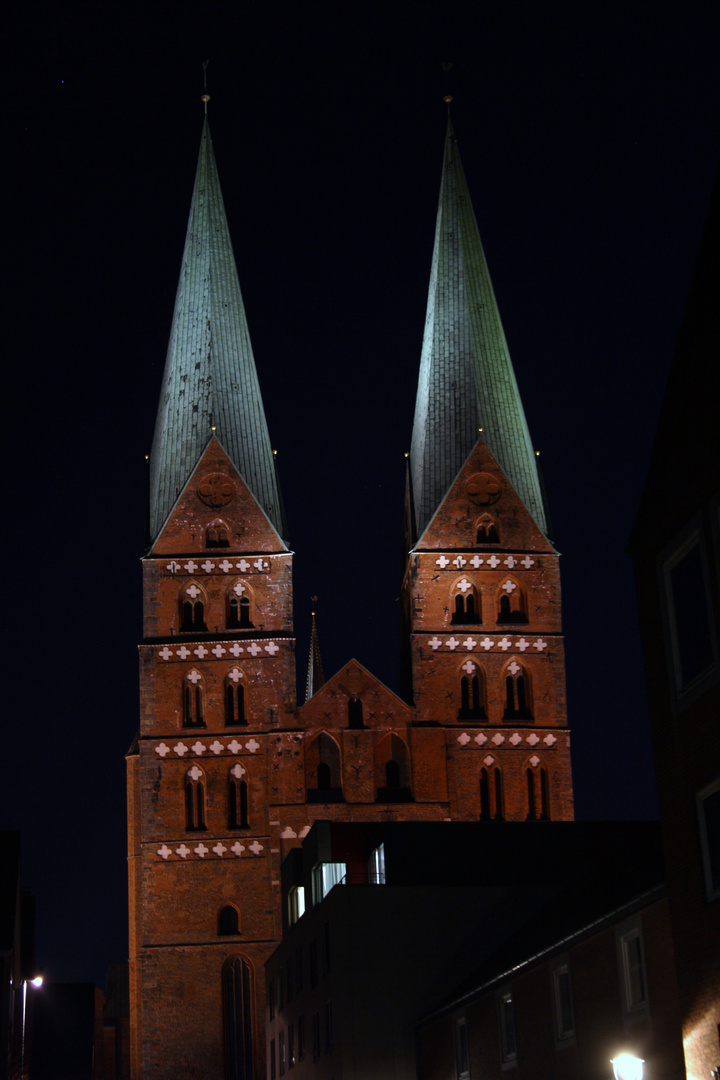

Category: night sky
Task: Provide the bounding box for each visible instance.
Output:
[3,2,719,988]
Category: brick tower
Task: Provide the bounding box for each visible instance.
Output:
[400,115,574,823]
[127,111,573,1080]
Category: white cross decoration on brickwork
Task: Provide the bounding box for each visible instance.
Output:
[474,733,488,746]
[188,765,203,781]
[515,639,529,652]
[428,637,442,650]
[249,841,264,855]
[253,559,267,572]
[504,556,517,568]
[159,647,173,661]
[446,637,459,650]
[501,580,516,593]
[507,661,521,676]
[492,733,505,746]
[229,644,244,657]
[453,556,467,568]
[212,843,227,857]
[186,669,202,684]
[265,642,280,655]
[281,827,297,839]
[543,734,557,746]
[231,842,245,857]
[166,561,180,574]
[201,561,215,573]
[487,555,500,568]
[173,743,188,756]
[498,637,512,651]
[529,755,540,768]
[533,639,548,651]
[436,556,450,568]
[457,733,471,745]
[194,844,208,858]
[184,561,198,574]
[228,668,242,683]
[212,645,226,658]
[227,740,243,755]
[176,646,191,659]
[509,733,523,746]
[483,755,495,767]
[185,584,201,599]
[231,763,246,779]
[176,844,190,859]
[246,739,260,753]
[462,638,477,651]
[193,646,208,659]
[210,741,224,754]
[237,560,250,572]
[158,845,172,860]
[191,742,205,757]
[470,556,484,568]
[219,560,234,573]
[527,734,540,746]
[457,578,472,593]
[155,743,170,757]
[233,582,246,596]
[480,638,494,650]
[462,660,476,674]
[521,556,535,569]
[246,643,262,656]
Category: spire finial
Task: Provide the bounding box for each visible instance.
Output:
[201,59,210,113]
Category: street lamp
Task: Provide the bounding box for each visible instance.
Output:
[21,976,43,1079]
[611,1053,644,1080]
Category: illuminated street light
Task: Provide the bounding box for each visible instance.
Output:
[611,1053,644,1080]
[21,976,43,1079]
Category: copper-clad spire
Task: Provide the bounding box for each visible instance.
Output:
[305,602,325,704]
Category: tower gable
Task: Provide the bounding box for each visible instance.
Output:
[299,659,412,730]
[416,437,554,556]
[150,436,288,557]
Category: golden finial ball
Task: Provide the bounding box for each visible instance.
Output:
[201,94,211,104]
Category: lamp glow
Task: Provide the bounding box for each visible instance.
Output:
[611,1054,644,1080]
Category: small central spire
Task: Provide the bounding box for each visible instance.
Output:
[201,59,210,113]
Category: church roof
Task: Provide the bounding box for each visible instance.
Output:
[410,119,547,538]
[148,118,283,542]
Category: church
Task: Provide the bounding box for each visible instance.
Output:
[126,102,573,1080]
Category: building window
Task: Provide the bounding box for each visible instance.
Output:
[497,580,527,624]
[454,1016,470,1080]
[504,661,532,721]
[476,514,500,544]
[697,777,720,900]
[287,1022,295,1069]
[226,676,247,726]
[324,1002,333,1054]
[206,520,230,548]
[185,767,206,831]
[180,585,207,632]
[498,988,517,1064]
[227,582,254,629]
[229,773,249,830]
[306,733,343,803]
[223,956,253,1080]
[218,905,240,936]
[297,1016,305,1061]
[375,734,412,802]
[311,862,346,906]
[480,767,504,820]
[368,843,386,884]
[452,583,480,625]
[183,671,206,728]
[552,963,575,1042]
[312,1012,320,1061]
[270,1039,276,1080]
[278,1029,286,1076]
[288,886,305,925]
[459,669,487,720]
[268,976,275,1020]
[662,528,716,697]
[619,926,647,1012]
[348,696,364,728]
[525,765,549,821]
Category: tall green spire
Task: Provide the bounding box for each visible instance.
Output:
[148,118,283,542]
[410,119,547,537]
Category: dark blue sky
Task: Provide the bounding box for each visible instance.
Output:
[2,1,719,986]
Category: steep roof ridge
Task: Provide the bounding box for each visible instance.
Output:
[410,119,546,537]
[149,118,283,541]
[305,607,325,703]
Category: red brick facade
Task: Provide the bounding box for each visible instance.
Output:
[128,430,573,1078]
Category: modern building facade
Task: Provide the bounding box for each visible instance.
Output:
[126,111,573,1079]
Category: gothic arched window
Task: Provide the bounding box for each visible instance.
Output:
[374,734,412,802]
[526,763,549,821]
[180,583,208,632]
[504,661,532,721]
[496,579,527,624]
[223,956,254,1080]
[306,734,343,803]
[458,664,486,720]
[225,671,247,726]
[480,765,504,820]
[218,905,240,936]
[206,519,230,549]
[183,670,206,728]
[348,697,363,728]
[185,766,206,831]
[229,766,249,829]
[476,514,500,544]
[451,580,480,625]
[227,582,253,630]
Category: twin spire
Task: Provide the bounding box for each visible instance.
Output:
[149,111,546,551]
